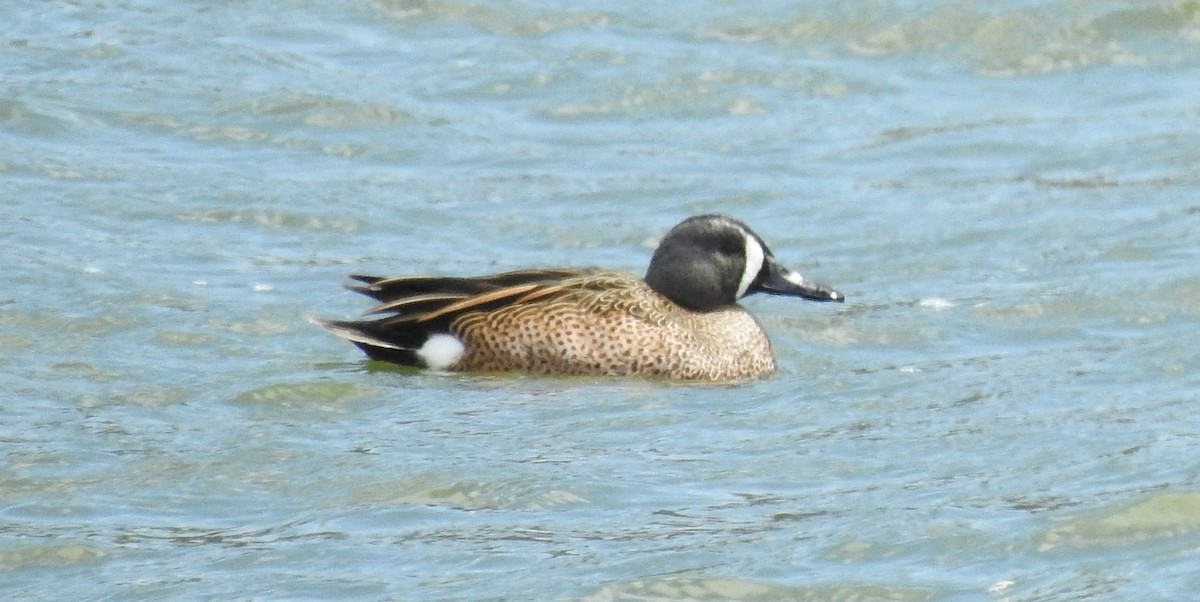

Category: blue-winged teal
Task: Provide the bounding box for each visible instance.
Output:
[312,214,843,381]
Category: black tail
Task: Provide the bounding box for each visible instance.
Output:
[308,316,428,367]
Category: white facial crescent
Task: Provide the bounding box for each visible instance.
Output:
[735,233,765,299]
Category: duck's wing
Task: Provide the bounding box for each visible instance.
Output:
[347,269,587,303]
[313,269,612,366]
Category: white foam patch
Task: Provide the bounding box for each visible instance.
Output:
[736,234,765,299]
[919,298,954,310]
[417,333,465,370]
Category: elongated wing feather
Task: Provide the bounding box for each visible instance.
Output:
[364,293,471,316]
[416,283,544,322]
[348,269,591,302]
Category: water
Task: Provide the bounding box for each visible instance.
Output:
[3,0,1200,599]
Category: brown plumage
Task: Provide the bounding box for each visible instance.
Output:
[312,215,844,381]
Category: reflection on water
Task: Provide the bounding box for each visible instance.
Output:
[1041,492,1200,550]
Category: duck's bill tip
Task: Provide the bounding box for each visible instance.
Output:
[797,286,844,303]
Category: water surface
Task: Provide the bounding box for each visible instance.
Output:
[3,1,1200,600]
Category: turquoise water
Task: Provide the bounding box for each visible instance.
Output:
[3,1,1200,599]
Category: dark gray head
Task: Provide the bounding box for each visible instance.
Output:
[643,214,844,312]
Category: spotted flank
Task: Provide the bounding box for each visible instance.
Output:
[312,214,844,381]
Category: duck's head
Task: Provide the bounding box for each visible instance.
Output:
[644,214,844,312]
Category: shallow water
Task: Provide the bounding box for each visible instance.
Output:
[3,1,1200,600]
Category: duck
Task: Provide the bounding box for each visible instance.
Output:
[311,214,844,381]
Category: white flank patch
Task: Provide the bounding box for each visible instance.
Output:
[417,333,465,370]
[919,297,954,310]
[736,234,766,299]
